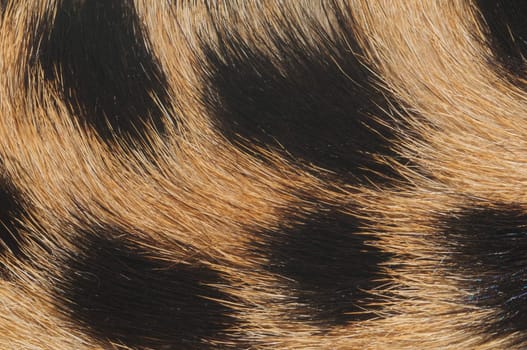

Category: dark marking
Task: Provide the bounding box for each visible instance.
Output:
[441,205,527,340]
[256,208,390,325]
[477,0,527,76]
[59,232,236,349]
[201,3,408,184]
[0,176,24,259]
[36,0,169,142]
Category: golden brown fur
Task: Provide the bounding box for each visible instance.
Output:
[1,0,527,349]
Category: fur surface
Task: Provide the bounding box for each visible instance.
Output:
[1,1,527,349]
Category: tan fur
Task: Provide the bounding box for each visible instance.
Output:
[0,1,525,349]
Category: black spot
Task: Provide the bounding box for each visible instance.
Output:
[0,177,24,259]
[441,205,527,340]
[257,208,390,325]
[477,0,527,76]
[201,3,408,184]
[35,0,170,142]
[59,232,236,349]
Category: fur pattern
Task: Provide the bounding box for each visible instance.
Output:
[1,1,527,348]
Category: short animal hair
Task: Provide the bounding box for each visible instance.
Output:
[1,1,527,349]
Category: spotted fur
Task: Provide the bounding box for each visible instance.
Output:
[1,1,527,349]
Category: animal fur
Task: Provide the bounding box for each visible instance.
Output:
[1,0,527,349]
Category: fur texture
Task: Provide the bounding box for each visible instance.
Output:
[1,1,527,349]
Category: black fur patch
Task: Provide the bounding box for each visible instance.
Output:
[257,208,390,325]
[441,205,527,340]
[59,232,236,349]
[477,0,527,76]
[0,176,24,259]
[36,0,169,142]
[201,3,407,184]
